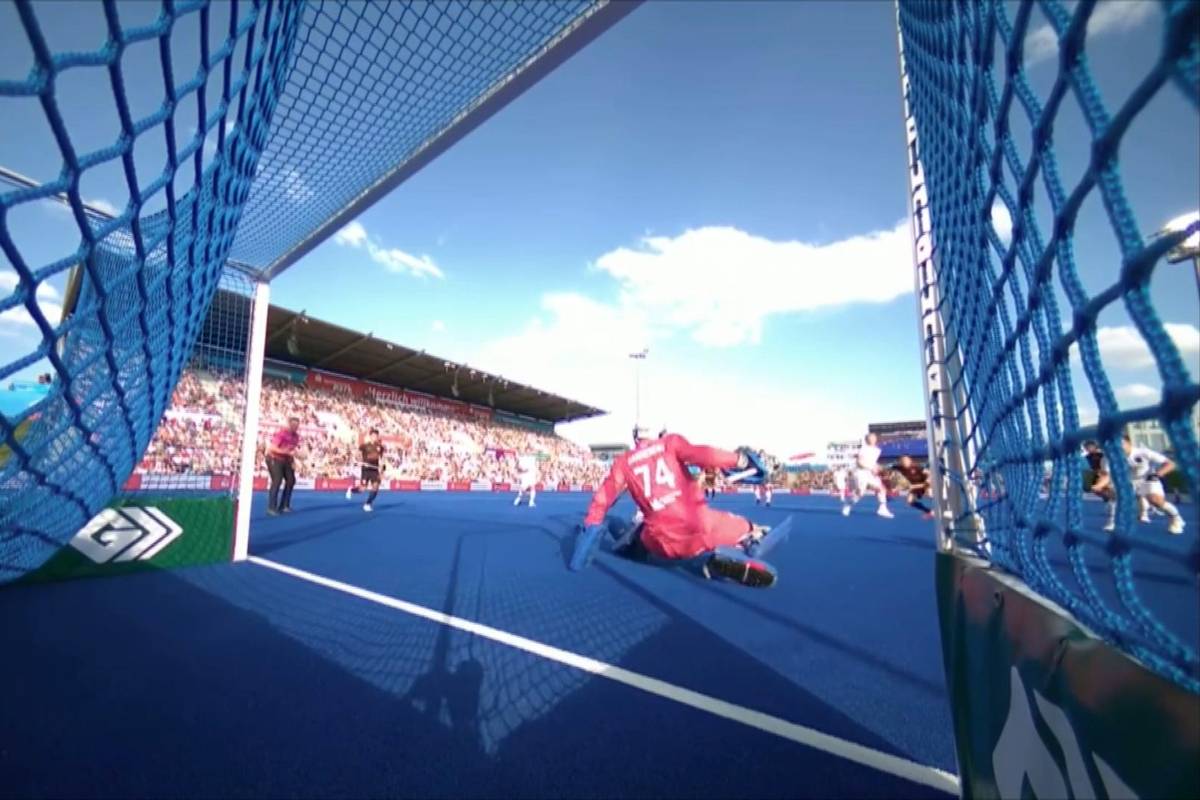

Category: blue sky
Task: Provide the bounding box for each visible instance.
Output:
[2,1,1198,456]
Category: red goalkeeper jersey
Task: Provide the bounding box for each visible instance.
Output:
[584,434,741,553]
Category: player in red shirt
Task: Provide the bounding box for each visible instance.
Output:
[572,427,778,587]
[265,417,301,516]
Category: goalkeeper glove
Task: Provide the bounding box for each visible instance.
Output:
[570,523,607,572]
[723,447,768,484]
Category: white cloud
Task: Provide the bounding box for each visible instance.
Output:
[471,292,870,456]
[331,219,444,279]
[282,168,314,204]
[85,198,120,217]
[0,301,63,330]
[991,201,1013,245]
[333,220,369,248]
[1076,403,1099,427]
[1025,2,1158,66]
[1,273,64,330]
[592,223,912,347]
[0,272,60,301]
[1114,383,1158,405]
[463,221,944,453]
[1096,323,1200,370]
[372,247,443,279]
[431,320,446,333]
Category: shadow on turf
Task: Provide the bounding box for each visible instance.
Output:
[599,541,948,699]
[0,554,949,798]
[239,500,958,772]
[539,516,948,701]
[251,508,401,556]
[284,505,951,773]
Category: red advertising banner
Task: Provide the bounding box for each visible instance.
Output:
[398,389,474,419]
[362,383,405,408]
[300,369,495,422]
[253,477,268,491]
[210,475,234,491]
[306,369,363,398]
[316,477,354,491]
[494,482,512,492]
[122,474,142,491]
[391,479,421,492]
[582,484,594,492]
[361,381,493,421]
[447,481,471,492]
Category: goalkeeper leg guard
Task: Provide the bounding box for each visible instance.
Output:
[745,515,792,559]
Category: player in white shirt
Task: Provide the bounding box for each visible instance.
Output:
[842,432,894,518]
[514,454,538,508]
[1102,434,1185,535]
[1088,440,1150,526]
[833,467,849,503]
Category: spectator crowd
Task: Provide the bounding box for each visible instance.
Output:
[138,367,608,486]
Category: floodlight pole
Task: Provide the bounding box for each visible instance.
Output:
[630,349,647,427]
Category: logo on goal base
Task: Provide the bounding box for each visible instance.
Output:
[70,507,183,564]
[993,667,1137,800]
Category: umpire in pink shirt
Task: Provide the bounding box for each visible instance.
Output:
[266,417,301,516]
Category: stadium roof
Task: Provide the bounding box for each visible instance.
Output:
[251,296,604,424]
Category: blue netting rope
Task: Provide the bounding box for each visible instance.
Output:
[0,0,608,579]
[0,0,302,574]
[900,0,1200,691]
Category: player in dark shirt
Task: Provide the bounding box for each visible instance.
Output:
[891,456,933,518]
[1082,440,1115,502]
[345,428,386,512]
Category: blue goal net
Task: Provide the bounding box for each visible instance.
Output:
[0,0,618,580]
[898,0,1199,691]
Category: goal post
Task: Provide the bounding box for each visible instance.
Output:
[233,280,270,562]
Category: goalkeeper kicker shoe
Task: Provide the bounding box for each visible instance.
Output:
[703,547,777,588]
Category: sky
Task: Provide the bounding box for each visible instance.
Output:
[1,0,1198,458]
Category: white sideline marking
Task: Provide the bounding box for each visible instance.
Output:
[248,555,960,795]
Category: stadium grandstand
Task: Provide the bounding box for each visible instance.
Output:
[867,420,925,442]
[869,419,928,459]
[137,289,609,492]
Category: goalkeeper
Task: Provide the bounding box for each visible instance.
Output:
[571,427,780,587]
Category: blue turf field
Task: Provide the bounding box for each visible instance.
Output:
[1,491,1194,797]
